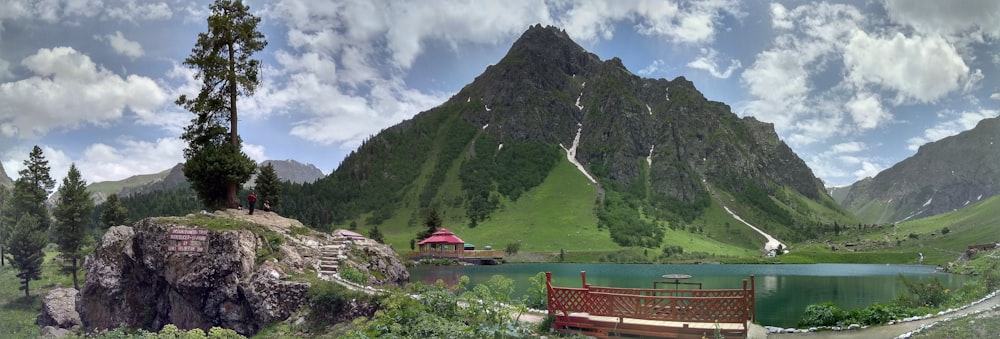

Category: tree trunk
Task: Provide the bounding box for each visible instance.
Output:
[1,247,5,266]
[227,182,238,209]
[71,258,79,290]
[24,277,30,300]
[227,32,240,209]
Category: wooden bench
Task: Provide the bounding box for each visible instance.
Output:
[546,271,755,339]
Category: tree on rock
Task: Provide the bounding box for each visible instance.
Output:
[8,213,46,300]
[254,162,281,210]
[177,0,266,209]
[53,164,94,290]
[99,193,129,228]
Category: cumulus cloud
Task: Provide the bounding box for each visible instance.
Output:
[0,0,171,23]
[556,0,741,43]
[843,31,970,103]
[846,92,890,129]
[906,109,1000,150]
[687,48,741,79]
[883,0,1000,40]
[75,138,185,183]
[770,3,793,30]
[0,47,168,138]
[95,31,145,59]
[991,93,1000,101]
[806,141,884,185]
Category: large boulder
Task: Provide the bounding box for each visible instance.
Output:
[37,287,81,331]
[77,217,307,336]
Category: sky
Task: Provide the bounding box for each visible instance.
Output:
[1,0,998,188]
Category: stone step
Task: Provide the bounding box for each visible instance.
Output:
[319,265,338,271]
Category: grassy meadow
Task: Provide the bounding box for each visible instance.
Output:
[0,246,76,339]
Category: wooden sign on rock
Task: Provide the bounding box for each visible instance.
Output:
[168,227,209,253]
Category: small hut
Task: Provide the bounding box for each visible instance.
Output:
[416,228,465,258]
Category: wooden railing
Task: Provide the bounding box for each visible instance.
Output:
[546,271,755,336]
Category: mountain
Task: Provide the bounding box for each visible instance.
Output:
[251,159,324,185]
[0,161,12,188]
[95,160,323,200]
[281,25,851,251]
[841,117,1000,224]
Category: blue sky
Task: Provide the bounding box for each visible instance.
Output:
[1,0,997,188]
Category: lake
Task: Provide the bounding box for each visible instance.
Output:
[408,263,966,328]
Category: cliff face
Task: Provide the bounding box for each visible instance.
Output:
[0,161,12,188]
[76,211,408,336]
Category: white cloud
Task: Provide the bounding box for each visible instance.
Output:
[830,141,866,154]
[883,0,1000,40]
[0,0,171,23]
[991,93,1000,101]
[843,31,970,103]
[853,161,882,180]
[846,92,890,129]
[242,143,266,164]
[0,58,12,80]
[0,47,168,138]
[76,138,185,183]
[687,48,741,79]
[637,59,666,76]
[95,31,145,59]
[104,1,172,22]
[770,3,793,30]
[906,109,1000,150]
[557,0,742,44]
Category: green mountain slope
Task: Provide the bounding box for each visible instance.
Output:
[841,117,1000,224]
[269,25,857,257]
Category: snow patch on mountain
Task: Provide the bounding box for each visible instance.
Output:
[560,124,596,184]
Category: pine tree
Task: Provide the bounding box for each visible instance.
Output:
[11,146,55,233]
[254,162,281,210]
[368,225,384,244]
[8,213,46,300]
[417,208,442,240]
[53,164,94,289]
[99,193,129,228]
[177,0,266,210]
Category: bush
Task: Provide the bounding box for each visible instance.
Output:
[339,266,367,285]
[306,281,370,327]
[504,241,521,255]
[798,302,846,327]
[525,272,548,309]
[896,274,948,308]
[940,227,950,235]
[845,302,911,326]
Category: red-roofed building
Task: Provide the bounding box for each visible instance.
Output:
[408,228,504,264]
[415,228,465,257]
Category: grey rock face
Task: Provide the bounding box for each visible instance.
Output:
[37,288,82,331]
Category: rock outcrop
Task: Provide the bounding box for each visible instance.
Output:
[37,287,82,335]
[76,211,408,336]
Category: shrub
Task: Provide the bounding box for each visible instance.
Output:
[504,241,521,255]
[525,272,548,309]
[339,266,368,285]
[845,302,911,325]
[798,302,846,327]
[896,274,948,308]
[940,227,950,235]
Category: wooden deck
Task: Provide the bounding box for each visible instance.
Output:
[547,272,755,339]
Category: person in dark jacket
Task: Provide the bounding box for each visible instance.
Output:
[247,192,257,215]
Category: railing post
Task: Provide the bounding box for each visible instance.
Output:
[749,275,756,322]
[546,272,554,316]
[581,271,588,288]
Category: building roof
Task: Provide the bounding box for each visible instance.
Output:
[417,228,465,245]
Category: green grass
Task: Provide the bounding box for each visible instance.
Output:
[0,247,76,338]
[86,167,171,197]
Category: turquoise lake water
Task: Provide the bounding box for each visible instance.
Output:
[408,263,966,327]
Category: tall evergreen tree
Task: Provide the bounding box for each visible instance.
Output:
[176,0,266,209]
[417,208,443,240]
[99,193,129,228]
[53,164,94,289]
[8,213,46,300]
[254,162,281,210]
[11,146,55,233]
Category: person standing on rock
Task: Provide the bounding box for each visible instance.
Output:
[247,192,257,215]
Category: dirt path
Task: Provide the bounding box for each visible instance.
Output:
[765,290,1000,339]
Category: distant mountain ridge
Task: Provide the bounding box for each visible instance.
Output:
[85,159,324,203]
[841,117,1000,224]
